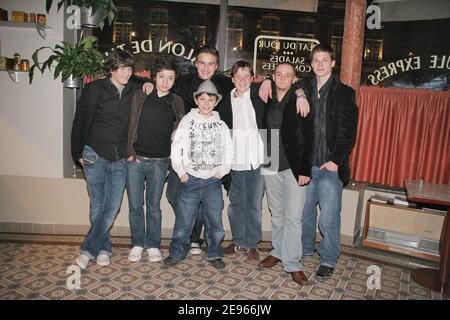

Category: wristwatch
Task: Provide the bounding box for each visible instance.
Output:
[297,92,306,99]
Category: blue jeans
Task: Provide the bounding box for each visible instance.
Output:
[302,166,343,268]
[264,169,306,272]
[126,157,169,248]
[227,167,265,249]
[169,175,224,261]
[166,169,204,245]
[80,145,127,259]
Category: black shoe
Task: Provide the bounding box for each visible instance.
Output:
[315,265,334,279]
[163,256,178,267]
[210,258,225,269]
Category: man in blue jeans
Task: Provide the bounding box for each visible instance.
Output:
[126,57,185,263]
[301,44,358,279]
[71,49,150,269]
[217,61,266,262]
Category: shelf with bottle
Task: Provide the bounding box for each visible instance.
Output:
[0,69,28,82]
[0,20,51,40]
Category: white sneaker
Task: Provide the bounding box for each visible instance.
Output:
[147,248,163,262]
[75,254,90,270]
[96,253,111,266]
[189,243,202,255]
[128,246,143,262]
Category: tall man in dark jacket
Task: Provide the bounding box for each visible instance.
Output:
[301,44,358,279]
[71,49,147,269]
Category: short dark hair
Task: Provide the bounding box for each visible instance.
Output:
[230,60,254,77]
[151,56,179,79]
[275,62,297,76]
[103,49,134,77]
[195,45,219,62]
[311,43,335,60]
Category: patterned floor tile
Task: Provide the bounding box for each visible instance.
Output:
[113,273,139,286]
[135,281,162,295]
[270,290,296,300]
[24,277,54,292]
[244,282,269,296]
[202,286,228,299]
[155,270,180,282]
[409,285,432,299]
[0,263,16,274]
[0,237,448,300]
[91,283,118,299]
[42,286,72,300]
[92,265,118,277]
[5,270,35,283]
[0,290,25,300]
[193,268,218,280]
[117,292,143,300]
[345,281,368,296]
[159,289,186,300]
[32,260,60,272]
[254,272,278,284]
[217,275,242,288]
[178,278,203,291]
[375,289,399,300]
[16,254,41,265]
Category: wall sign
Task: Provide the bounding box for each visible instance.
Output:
[368,55,450,85]
[253,35,319,77]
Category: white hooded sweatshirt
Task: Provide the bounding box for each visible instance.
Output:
[171,109,233,179]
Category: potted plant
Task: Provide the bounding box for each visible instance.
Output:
[46,0,117,29]
[28,35,104,88]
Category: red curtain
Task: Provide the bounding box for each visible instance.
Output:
[350,86,450,187]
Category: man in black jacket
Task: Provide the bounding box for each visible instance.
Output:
[258,63,314,286]
[71,49,147,269]
[301,44,358,279]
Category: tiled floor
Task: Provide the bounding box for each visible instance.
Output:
[0,234,448,300]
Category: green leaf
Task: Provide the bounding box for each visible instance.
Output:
[28,65,36,84]
[46,0,53,13]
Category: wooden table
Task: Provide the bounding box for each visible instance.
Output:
[405,180,450,295]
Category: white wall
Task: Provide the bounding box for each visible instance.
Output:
[0,0,64,177]
[0,175,365,246]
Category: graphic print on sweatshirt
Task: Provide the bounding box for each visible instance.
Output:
[188,119,225,172]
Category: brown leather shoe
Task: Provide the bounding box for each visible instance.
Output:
[247,248,260,261]
[291,271,310,286]
[258,255,280,268]
[223,243,246,254]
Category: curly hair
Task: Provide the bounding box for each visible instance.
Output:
[103,49,134,77]
[151,56,179,79]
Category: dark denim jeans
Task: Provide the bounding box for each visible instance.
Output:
[302,166,343,268]
[227,167,265,249]
[126,157,169,249]
[169,175,224,261]
[166,169,204,245]
[80,145,127,259]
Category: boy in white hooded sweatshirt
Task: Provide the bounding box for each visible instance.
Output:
[165,80,233,269]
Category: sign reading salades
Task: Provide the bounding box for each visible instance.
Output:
[253,35,319,78]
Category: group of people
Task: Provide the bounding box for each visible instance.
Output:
[71,43,358,286]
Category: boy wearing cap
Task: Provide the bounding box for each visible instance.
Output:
[164,80,233,269]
